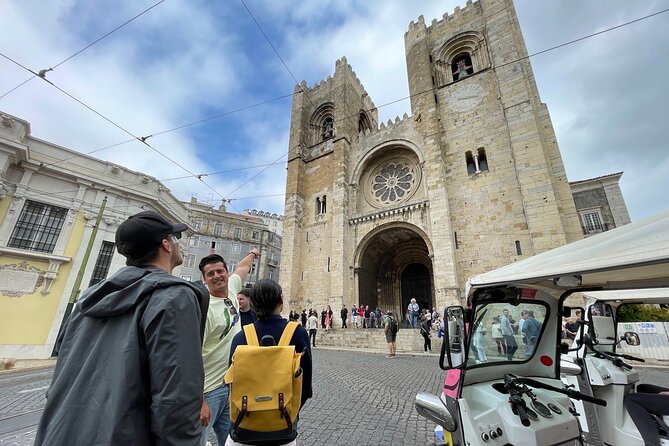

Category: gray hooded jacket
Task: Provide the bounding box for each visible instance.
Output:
[35,266,209,446]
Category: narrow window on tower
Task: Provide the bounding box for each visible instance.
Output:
[477,148,489,172]
[451,53,474,81]
[515,240,522,255]
[454,232,460,249]
[316,197,321,216]
[321,195,327,214]
[465,151,476,175]
[327,257,330,272]
[321,116,334,141]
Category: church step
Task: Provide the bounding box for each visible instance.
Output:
[307,327,443,353]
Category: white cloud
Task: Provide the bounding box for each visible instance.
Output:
[1,0,667,221]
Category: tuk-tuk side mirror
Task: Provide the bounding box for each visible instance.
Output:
[440,306,466,371]
[415,392,458,432]
[622,331,641,346]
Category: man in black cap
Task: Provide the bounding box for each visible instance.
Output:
[35,210,209,446]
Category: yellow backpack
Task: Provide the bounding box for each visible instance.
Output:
[224,321,303,443]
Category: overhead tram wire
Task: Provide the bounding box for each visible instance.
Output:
[6,7,666,207]
[329,6,669,129]
[0,51,232,204]
[0,0,166,101]
[38,92,294,170]
[239,0,316,109]
[221,5,669,196]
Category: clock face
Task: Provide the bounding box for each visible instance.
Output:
[448,83,485,112]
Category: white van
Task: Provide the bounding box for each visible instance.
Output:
[416,210,669,446]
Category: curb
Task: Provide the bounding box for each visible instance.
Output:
[0,362,56,376]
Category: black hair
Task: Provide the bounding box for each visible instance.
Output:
[124,246,160,267]
[250,279,283,321]
[198,254,228,274]
[237,287,251,298]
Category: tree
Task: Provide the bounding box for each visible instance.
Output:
[617,304,669,322]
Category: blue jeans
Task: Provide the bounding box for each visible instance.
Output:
[411,313,418,328]
[201,385,230,446]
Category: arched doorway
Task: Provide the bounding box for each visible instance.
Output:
[356,225,433,318]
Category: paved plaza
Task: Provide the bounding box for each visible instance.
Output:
[1,350,667,445]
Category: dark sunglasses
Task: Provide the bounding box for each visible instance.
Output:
[172,232,182,240]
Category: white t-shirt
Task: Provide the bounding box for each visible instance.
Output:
[202,274,242,394]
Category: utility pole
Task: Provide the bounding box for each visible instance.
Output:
[52,196,108,356]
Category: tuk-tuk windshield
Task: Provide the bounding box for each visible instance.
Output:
[469,302,548,366]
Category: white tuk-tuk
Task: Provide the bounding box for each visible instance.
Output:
[416,210,669,446]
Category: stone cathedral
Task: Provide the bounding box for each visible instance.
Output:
[280,0,582,317]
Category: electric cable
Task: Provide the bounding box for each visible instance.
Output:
[0,0,166,101]
[3,6,666,209]
[37,92,294,170]
[239,0,316,108]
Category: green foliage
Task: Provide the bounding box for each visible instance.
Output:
[618,304,669,322]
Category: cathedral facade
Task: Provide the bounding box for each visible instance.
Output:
[280,0,582,317]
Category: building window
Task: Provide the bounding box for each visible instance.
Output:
[233,242,241,253]
[581,211,604,233]
[268,271,273,280]
[211,240,218,250]
[89,241,115,286]
[358,111,372,133]
[8,200,68,253]
[228,260,238,271]
[214,223,222,236]
[234,227,242,239]
[322,116,334,141]
[465,148,489,175]
[250,261,257,275]
[193,221,202,230]
[316,195,327,215]
[184,254,196,268]
[181,275,192,282]
[273,221,277,226]
[310,102,335,144]
[252,231,259,240]
[515,240,522,255]
[189,236,198,247]
[451,53,474,80]
[268,233,275,243]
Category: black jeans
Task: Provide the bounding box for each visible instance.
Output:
[625,384,669,446]
[342,318,347,328]
[309,329,317,347]
[421,332,431,352]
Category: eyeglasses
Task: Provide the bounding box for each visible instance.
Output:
[219,298,239,339]
[172,232,182,240]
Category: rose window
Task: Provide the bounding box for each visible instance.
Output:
[372,162,416,203]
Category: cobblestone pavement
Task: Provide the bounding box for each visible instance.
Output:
[1,351,667,446]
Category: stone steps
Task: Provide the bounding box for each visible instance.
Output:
[310,327,443,353]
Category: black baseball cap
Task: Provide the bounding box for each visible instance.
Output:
[115,211,188,259]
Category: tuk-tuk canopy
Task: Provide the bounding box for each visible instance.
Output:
[467,210,669,296]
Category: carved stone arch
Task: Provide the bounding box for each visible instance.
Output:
[351,139,426,186]
[358,110,372,134]
[434,30,490,84]
[354,222,434,315]
[309,102,335,144]
[351,140,426,213]
[354,221,434,267]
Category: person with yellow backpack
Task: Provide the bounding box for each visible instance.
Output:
[225,279,313,445]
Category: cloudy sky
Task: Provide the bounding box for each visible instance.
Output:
[1,0,667,221]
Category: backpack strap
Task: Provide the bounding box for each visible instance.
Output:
[243,323,260,346]
[278,321,299,346]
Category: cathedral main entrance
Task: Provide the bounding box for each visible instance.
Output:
[356,224,433,318]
